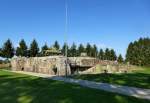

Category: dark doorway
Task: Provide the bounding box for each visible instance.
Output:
[53,67,57,75]
[21,67,24,71]
[70,66,92,75]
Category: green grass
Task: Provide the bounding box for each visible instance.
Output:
[72,67,150,89]
[133,66,150,74]
[0,70,149,103]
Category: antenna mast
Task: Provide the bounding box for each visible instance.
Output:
[65,0,68,58]
[65,0,68,76]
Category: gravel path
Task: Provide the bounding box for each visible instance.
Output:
[9,70,150,100]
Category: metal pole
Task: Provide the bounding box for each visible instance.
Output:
[65,0,68,77]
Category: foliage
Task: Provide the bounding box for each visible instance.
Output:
[41,43,48,56]
[86,43,92,57]
[69,43,77,57]
[104,48,117,61]
[0,39,120,60]
[99,49,104,60]
[53,41,60,50]
[0,48,2,57]
[126,37,150,66]
[118,54,124,63]
[77,44,85,56]
[110,49,117,61]
[91,44,98,57]
[29,39,39,57]
[104,48,110,60]
[16,39,28,57]
[1,39,14,58]
[61,43,69,56]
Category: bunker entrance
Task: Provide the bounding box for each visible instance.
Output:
[21,67,24,71]
[70,66,91,75]
[53,67,57,75]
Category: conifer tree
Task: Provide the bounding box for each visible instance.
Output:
[2,39,14,58]
[91,44,98,58]
[110,49,117,61]
[0,48,2,57]
[16,39,28,57]
[41,43,48,56]
[78,44,85,56]
[126,37,150,66]
[99,49,104,60]
[118,54,124,63]
[104,48,110,60]
[61,43,69,56]
[69,43,77,57]
[29,39,39,57]
[86,43,92,57]
[53,41,60,50]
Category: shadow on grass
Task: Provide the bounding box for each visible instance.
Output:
[72,73,150,89]
[0,71,149,103]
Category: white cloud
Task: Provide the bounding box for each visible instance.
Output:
[14,43,19,48]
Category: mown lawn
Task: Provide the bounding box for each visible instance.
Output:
[0,70,149,103]
[72,67,150,89]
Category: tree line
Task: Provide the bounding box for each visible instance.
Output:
[0,39,124,63]
[126,37,150,66]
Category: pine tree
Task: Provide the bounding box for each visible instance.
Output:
[117,54,124,63]
[86,43,92,57]
[110,49,117,61]
[2,39,14,58]
[29,39,39,57]
[69,43,77,57]
[53,41,60,50]
[126,37,150,66]
[126,42,134,63]
[104,48,110,60]
[16,39,28,57]
[91,44,98,58]
[78,44,85,56]
[41,43,48,56]
[99,49,104,60]
[0,48,2,57]
[61,43,69,56]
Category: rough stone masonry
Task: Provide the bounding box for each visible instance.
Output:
[11,56,98,76]
[11,56,131,76]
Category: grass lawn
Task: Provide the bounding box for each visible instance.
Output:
[72,67,150,89]
[0,70,149,103]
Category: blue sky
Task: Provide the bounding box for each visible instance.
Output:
[0,0,150,57]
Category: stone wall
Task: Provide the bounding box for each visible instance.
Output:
[78,63,133,74]
[68,57,98,67]
[11,56,131,75]
[11,56,99,76]
[11,56,71,76]
[0,63,10,69]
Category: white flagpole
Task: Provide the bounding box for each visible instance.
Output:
[65,0,68,58]
[65,0,68,76]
